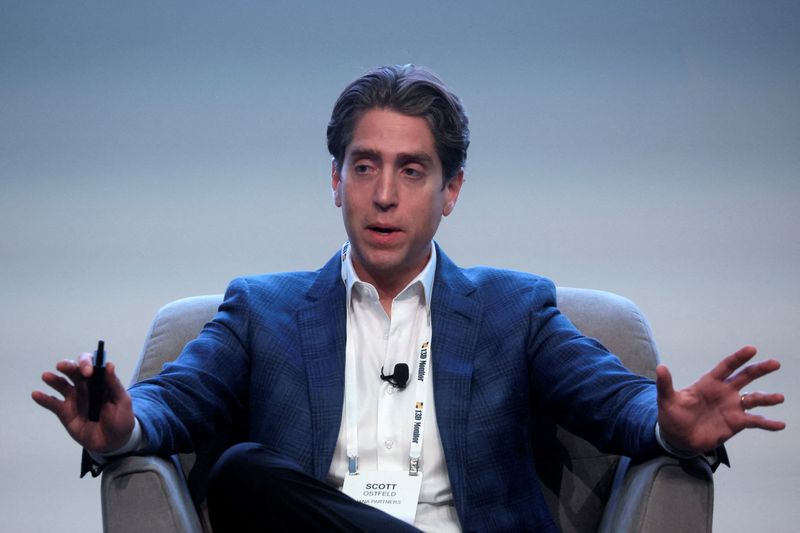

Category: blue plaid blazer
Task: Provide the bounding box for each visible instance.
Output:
[131,245,661,532]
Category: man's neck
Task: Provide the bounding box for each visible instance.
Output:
[350,246,433,317]
[358,268,418,317]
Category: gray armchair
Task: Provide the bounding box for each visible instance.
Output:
[101,288,713,532]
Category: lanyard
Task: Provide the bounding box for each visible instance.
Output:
[341,244,432,477]
[408,340,430,475]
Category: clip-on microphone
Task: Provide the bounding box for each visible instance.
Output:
[380,363,410,389]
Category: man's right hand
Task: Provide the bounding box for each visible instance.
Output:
[32,353,135,454]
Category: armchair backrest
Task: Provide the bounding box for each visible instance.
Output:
[128,287,661,532]
[129,295,226,530]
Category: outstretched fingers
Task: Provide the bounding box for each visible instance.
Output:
[742,412,787,431]
[54,358,84,382]
[40,371,74,398]
[103,362,127,403]
[738,390,786,432]
[729,359,782,390]
[655,364,675,402]
[31,389,63,414]
[708,345,758,381]
[77,352,95,378]
[32,367,75,414]
[33,357,91,419]
[741,391,785,410]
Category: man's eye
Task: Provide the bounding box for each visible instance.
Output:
[403,167,424,178]
[354,164,372,174]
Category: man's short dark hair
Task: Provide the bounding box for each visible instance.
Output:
[327,64,470,185]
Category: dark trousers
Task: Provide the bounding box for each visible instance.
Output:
[208,442,422,533]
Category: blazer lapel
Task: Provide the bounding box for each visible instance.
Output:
[297,252,347,479]
[431,244,482,516]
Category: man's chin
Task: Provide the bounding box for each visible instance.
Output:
[355,254,404,278]
[351,250,408,279]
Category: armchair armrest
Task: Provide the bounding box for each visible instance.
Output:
[101,455,203,533]
[599,455,713,533]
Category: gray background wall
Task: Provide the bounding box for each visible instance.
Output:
[2,1,798,531]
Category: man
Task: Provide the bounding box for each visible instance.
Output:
[33,65,785,532]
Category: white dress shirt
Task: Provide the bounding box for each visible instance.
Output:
[328,243,460,532]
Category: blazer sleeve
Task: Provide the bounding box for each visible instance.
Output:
[525,277,662,458]
[129,277,253,455]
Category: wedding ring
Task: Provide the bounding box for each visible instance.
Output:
[740,392,750,410]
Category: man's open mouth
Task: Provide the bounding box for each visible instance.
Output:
[369,226,398,234]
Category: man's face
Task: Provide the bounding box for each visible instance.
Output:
[332,108,463,290]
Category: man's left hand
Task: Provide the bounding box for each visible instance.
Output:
[656,345,785,453]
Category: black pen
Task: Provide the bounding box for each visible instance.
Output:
[88,340,106,421]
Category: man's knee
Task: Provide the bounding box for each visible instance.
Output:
[209,442,304,494]
[210,442,261,490]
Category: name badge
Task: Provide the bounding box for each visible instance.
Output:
[342,470,423,525]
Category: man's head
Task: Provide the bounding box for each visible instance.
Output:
[327,64,470,187]
[329,66,467,295]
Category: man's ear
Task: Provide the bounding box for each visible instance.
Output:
[442,169,464,216]
[331,159,342,207]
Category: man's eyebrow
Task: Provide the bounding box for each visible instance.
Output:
[347,147,381,161]
[397,152,435,167]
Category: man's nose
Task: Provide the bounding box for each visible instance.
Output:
[373,171,398,210]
